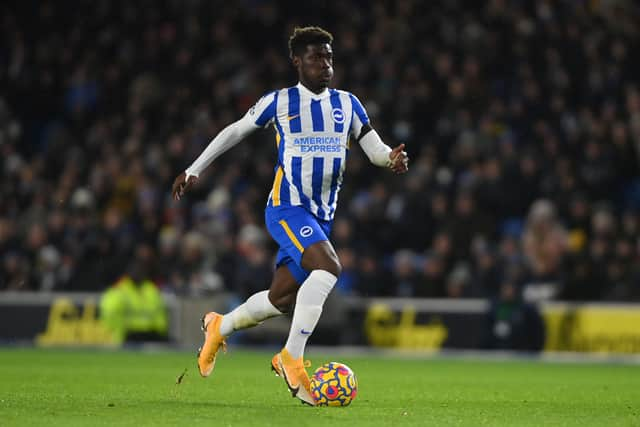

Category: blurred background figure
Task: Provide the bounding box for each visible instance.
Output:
[483,279,545,352]
[99,244,168,344]
[445,262,472,299]
[392,249,419,297]
[522,199,568,302]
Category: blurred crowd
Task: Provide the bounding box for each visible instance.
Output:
[1,0,639,302]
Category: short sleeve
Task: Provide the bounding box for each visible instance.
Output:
[243,91,277,128]
[349,93,370,139]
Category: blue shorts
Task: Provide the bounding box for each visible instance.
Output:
[265,205,333,284]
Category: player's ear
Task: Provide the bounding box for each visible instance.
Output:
[291,55,301,68]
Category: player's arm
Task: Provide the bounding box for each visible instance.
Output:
[357,123,409,174]
[172,92,277,200]
[172,118,256,200]
[349,93,408,174]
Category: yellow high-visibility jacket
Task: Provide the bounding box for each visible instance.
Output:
[99,276,168,343]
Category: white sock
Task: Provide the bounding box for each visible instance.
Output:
[284,270,337,359]
[219,290,283,336]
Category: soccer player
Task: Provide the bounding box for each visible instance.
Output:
[171,26,408,405]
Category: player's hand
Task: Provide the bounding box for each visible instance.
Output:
[172,172,198,201]
[389,144,409,174]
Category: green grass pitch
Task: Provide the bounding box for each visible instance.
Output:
[0,348,639,426]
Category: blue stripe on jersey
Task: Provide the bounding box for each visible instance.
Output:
[287,87,302,133]
[310,99,324,132]
[329,90,344,133]
[349,93,370,126]
[255,91,277,127]
[327,157,342,218]
[291,156,311,211]
[311,157,325,218]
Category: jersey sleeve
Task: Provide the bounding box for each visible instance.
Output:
[241,91,277,128]
[349,93,370,139]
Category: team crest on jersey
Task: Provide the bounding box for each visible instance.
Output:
[300,226,313,238]
[331,108,345,124]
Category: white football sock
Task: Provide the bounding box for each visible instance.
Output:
[219,290,283,337]
[285,270,337,359]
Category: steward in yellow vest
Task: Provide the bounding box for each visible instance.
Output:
[100,275,168,344]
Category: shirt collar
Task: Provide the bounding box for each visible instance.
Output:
[297,82,330,99]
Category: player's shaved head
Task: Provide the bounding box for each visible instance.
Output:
[288,26,333,58]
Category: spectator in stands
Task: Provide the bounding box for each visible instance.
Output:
[334,247,359,295]
[391,249,419,297]
[445,262,472,298]
[356,251,389,297]
[522,199,568,301]
[417,252,447,297]
[471,239,502,298]
[233,224,271,300]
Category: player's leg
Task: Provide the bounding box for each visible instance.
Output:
[283,240,340,359]
[218,265,298,336]
[271,241,339,406]
[197,265,297,378]
[265,206,338,405]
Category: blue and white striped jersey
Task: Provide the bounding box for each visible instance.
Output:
[247,82,370,221]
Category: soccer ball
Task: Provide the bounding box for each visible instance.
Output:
[310,362,357,407]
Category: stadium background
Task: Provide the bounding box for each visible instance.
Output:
[1,0,639,354]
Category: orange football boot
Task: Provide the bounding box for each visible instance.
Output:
[197,312,227,377]
[271,348,315,406]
